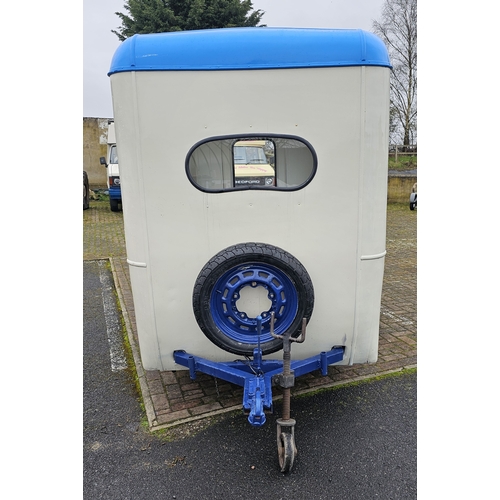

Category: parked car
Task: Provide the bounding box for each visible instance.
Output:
[83,171,90,210]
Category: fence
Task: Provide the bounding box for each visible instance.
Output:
[389,145,417,162]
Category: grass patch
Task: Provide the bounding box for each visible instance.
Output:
[388,155,417,171]
[90,189,110,202]
[387,202,413,212]
[106,260,147,419]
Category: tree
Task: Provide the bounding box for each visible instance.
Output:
[112,0,265,41]
[373,0,417,146]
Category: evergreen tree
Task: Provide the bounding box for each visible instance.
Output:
[112,0,265,41]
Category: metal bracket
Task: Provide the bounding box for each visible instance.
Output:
[173,345,344,428]
[173,315,345,429]
[273,371,295,388]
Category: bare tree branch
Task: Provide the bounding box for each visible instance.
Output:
[373,0,417,145]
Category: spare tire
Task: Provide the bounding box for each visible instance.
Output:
[193,243,314,355]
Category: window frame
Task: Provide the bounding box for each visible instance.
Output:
[185,133,318,193]
[109,145,118,164]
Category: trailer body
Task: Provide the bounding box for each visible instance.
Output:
[108,28,391,371]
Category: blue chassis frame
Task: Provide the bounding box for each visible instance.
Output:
[173,346,345,427]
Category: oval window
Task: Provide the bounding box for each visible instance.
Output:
[186,135,317,192]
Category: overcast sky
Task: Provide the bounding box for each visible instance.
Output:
[83,0,386,118]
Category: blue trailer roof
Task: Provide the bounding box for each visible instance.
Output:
[108,27,391,75]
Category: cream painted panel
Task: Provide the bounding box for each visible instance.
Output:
[110,65,390,370]
[127,266,162,370]
[110,72,149,267]
[349,67,390,363]
[359,67,391,257]
[350,258,385,364]
[111,73,166,369]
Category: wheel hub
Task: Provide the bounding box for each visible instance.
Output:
[210,263,298,343]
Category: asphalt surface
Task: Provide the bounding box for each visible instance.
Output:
[388,169,417,176]
[84,260,417,499]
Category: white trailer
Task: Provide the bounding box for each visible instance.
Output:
[108,27,391,471]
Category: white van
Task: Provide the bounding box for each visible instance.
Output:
[234,140,275,186]
[99,120,122,211]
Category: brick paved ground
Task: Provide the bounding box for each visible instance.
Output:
[84,200,416,429]
[83,200,127,260]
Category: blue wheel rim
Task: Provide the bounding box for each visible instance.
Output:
[210,262,299,344]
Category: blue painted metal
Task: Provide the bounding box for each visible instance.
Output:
[173,346,345,427]
[108,27,391,75]
[109,185,121,201]
[209,262,298,346]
